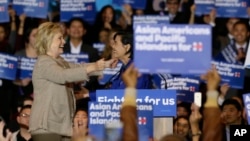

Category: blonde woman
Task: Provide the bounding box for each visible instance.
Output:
[29,22,117,141]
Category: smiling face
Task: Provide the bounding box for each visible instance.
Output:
[47,31,65,58]
[111,35,129,60]
[102,7,114,23]
[74,110,88,128]
[173,117,190,138]
[233,23,249,45]
[68,20,86,39]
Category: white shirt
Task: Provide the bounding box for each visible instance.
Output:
[235,42,247,52]
[70,41,82,54]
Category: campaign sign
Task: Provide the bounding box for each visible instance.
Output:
[212,60,245,89]
[133,15,169,25]
[93,43,105,55]
[16,57,36,79]
[194,0,215,16]
[134,24,212,74]
[88,102,153,141]
[12,0,49,18]
[0,53,18,80]
[99,63,122,85]
[0,0,9,23]
[113,0,147,9]
[151,73,173,89]
[215,0,249,18]
[96,89,176,117]
[166,76,200,103]
[243,94,250,124]
[60,53,89,63]
[60,0,96,22]
[244,41,250,68]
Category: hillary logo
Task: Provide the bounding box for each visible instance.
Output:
[8,63,14,69]
[189,86,195,92]
[138,117,147,125]
[235,72,240,77]
[241,2,247,7]
[0,6,5,12]
[38,2,44,7]
[192,42,203,52]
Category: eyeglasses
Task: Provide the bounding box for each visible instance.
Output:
[19,113,30,118]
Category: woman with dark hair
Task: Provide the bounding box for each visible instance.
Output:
[108,31,152,89]
[92,5,120,43]
[13,26,38,96]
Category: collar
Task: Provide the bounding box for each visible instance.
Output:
[70,41,82,54]
[235,42,247,50]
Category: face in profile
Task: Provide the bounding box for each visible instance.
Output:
[112,35,128,59]
[47,31,65,58]
[226,18,239,35]
[102,7,114,23]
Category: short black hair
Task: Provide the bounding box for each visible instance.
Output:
[24,26,38,43]
[19,105,32,114]
[113,31,133,59]
[17,96,33,108]
[66,17,87,29]
[221,98,242,111]
[74,107,88,117]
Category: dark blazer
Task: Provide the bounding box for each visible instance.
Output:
[63,41,100,63]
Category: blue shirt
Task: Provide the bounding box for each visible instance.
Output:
[109,60,152,89]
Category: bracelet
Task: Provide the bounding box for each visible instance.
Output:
[192,131,202,136]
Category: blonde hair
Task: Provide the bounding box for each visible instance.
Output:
[34,22,62,55]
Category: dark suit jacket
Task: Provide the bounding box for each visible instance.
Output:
[63,41,100,63]
[152,11,190,24]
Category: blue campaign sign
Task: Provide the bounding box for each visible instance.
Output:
[60,0,96,22]
[194,0,215,16]
[93,43,105,55]
[166,75,200,103]
[16,57,36,79]
[12,0,49,18]
[96,89,177,117]
[60,53,89,63]
[113,0,147,9]
[212,60,245,89]
[0,53,18,80]
[99,62,122,85]
[151,73,173,89]
[134,24,212,74]
[133,15,169,25]
[88,102,153,141]
[0,0,9,23]
[215,0,249,18]
[243,94,250,124]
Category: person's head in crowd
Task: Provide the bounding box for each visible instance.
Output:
[52,15,67,39]
[176,102,191,118]
[17,105,31,129]
[0,24,7,42]
[166,0,181,15]
[226,18,240,36]
[232,20,250,45]
[34,22,65,58]
[101,28,121,60]
[221,98,243,125]
[99,5,116,26]
[73,108,88,130]
[24,26,38,49]
[112,31,133,64]
[173,116,191,140]
[17,96,33,112]
[160,134,185,141]
[99,28,110,45]
[67,18,87,40]
[134,9,144,16]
